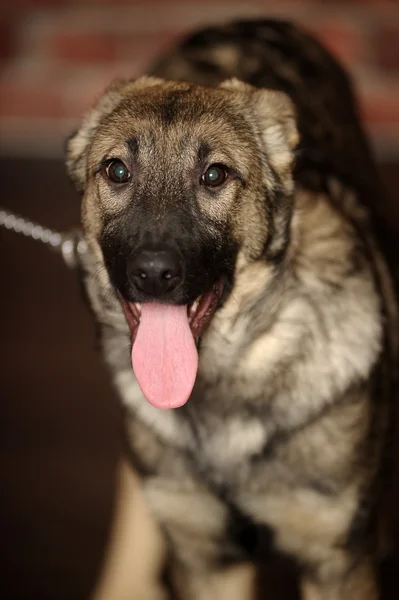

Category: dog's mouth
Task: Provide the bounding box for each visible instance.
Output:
[119,281,224,410]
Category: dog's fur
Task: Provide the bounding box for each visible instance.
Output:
[67,19,398,600]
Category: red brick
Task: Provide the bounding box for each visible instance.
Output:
[312,0,396,4]
[119,31,181,62]
[49,32,119,63]
[0,80,64,118]
[308,23,364,66]
[47,30,179,65]
[11,0,197,5]
[360,94,399,125]
[375,27,399,72]
[12,0,68,5]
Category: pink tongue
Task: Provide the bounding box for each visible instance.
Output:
[132,303,198,409]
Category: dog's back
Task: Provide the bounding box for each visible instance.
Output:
[151,20,381,202]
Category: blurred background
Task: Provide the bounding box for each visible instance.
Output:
[1,0,399,158]
[0,1,398,599]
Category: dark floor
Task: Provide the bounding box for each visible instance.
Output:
[1,159,399,600]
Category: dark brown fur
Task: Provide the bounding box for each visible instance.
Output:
[67,19,398,600]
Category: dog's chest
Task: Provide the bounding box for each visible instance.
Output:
[184,411,268,485]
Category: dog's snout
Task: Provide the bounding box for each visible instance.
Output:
[128,247,183,297]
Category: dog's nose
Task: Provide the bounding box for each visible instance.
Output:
[128,247,182,297]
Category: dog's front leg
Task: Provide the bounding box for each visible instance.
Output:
[164,525,254,600]
[300,552,379,600]
[170,555,254,600]
[145,477,255,600]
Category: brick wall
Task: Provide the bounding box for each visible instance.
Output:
[1,0,398,160]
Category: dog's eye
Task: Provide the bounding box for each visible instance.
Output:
[105,160,131,184]
[201,164,227,188]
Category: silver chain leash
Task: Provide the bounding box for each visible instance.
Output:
[0,206,87,268]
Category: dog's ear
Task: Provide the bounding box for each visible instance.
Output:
[220,78,299,181]
[252,88,299,179]
[66,76,165,192]
[65,80,125,193]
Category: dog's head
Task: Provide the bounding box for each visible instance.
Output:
[66,76,298,408]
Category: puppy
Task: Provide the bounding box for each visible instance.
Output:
[67,19,398,600]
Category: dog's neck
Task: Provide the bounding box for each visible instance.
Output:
[195,185,382,404]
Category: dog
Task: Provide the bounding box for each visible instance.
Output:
[66,19,398,600]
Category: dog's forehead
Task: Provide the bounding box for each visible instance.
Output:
[117,83,241,121]
[92,84,252,156]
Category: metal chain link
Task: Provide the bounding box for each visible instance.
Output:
[0,206,87,268]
